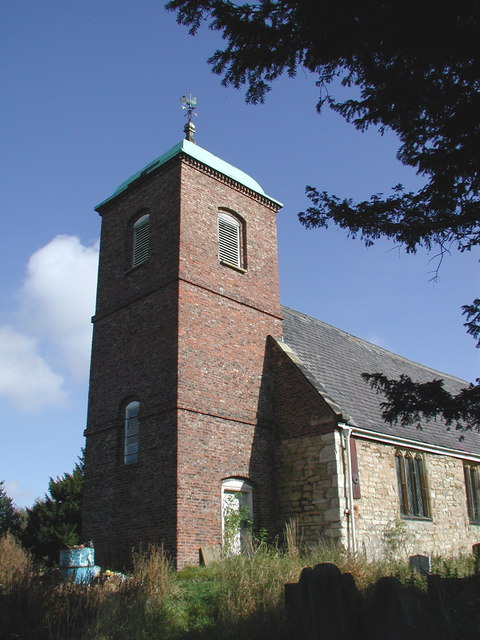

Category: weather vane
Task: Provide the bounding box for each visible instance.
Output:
[180,94,197,143]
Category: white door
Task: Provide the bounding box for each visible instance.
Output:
[221,480,253,554]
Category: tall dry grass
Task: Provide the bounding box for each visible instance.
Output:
[0,531,33,588]
[1,529,479,640]
[131,543,176,598]
[83,544,182,640]
[0,533,121,640]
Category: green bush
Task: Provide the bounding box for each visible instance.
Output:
[22,461,83,564]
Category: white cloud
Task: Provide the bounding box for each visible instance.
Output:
[19,235,99,380]
[0,325,66,411]
[3,480,38,509]
[0,235,98,412]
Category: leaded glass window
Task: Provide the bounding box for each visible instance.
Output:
[395,451,430,518]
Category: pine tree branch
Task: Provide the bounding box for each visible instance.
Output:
[362,373,480,432]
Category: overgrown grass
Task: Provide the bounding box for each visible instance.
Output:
[0,531,33,588]
[0,532,102,639]
[1,531,479,640]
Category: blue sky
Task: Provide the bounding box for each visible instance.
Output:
[1,1,478,508]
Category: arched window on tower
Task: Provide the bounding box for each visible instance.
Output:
[124,401,140,464]
[221,478,253,554]
[218,211,243,269]
[132,214,150,267]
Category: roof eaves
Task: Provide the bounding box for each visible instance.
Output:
[95,141,184,210]
[96,139,282,210]
[350,425,480,463]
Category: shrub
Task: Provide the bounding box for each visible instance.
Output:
[0,531,32,590]
[22,461,83,564]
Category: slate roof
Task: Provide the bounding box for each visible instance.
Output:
[282,305,480,457]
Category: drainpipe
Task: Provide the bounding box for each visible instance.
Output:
[339,423,357,554]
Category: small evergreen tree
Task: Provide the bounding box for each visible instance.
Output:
[22,459,83,564]
[0,481,22,537]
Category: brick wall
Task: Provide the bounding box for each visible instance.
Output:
[269,338,338,440]
[174,158,282,567]
[84,159,183,567]
[83,410,178,567]
[83,150,283,568]
[176,410,275,566]
[93,160,181,318]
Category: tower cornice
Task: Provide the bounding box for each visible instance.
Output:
[95,139,282,213]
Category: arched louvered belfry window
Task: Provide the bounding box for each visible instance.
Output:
[218,211,242,268]
[132,214,150,267]
[124,401,140,464]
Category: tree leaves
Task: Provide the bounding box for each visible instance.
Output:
[167,0,479,430]
[0,481,22,537]
[462,298,480,348]
[22,461,83,564]
[363,373,480,433]
[167,1,480,252]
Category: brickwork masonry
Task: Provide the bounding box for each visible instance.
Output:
[84,151,283,568]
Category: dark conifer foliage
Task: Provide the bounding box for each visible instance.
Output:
[22,459,83,564]
[0,481,22,537]
[167,0,479,430]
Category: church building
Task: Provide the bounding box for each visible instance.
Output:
[82,121,480,569]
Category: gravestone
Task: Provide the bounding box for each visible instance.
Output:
[409,554,431,575]
[199,544,222,567]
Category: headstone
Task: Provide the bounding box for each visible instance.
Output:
[199,544,222,567]
[409,554,431,575]
[293,563,360,640]
[365,576,421,640]
[473,543,480,572]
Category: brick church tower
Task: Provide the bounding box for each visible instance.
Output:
[82,124,283,567]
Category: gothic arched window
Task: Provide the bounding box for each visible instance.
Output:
[464,463,480,523]
[395,451,430,518]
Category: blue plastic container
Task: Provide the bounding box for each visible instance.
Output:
[59,547,96,584]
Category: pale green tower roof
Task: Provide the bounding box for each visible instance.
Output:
[96,139,282,209]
